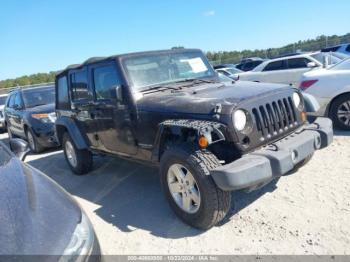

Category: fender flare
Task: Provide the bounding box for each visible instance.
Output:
[302,92,320,113]
[151,119,227,162]
[55,117,89,150]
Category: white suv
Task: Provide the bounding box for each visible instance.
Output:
[236,52,344,86]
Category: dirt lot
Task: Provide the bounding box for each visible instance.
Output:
[1,131,349,255]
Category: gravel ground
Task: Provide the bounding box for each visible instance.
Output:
[1,131,349,255]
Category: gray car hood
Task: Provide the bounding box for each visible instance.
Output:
[0,151,81,255]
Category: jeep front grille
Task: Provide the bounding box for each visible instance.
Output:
[252,97,299,140]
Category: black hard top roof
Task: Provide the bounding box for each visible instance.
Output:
[57,48,202,76]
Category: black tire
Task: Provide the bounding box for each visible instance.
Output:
[329,94,350,131]
[160,144,231,230]
[26,129,44,153]
[62,132,93,175]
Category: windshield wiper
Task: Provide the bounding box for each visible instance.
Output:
[30,103,47,107]
[140,85,179,93]
[174,78,218,86]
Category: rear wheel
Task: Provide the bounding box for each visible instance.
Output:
[160,144,231,230]
[329,94,350,131]
[26,129,44,153]
[63,132,93,175]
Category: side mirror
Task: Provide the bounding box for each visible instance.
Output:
[232,74,240,81]
[307,62,318,68]
[115,85,123,103]
[9,139,31,161]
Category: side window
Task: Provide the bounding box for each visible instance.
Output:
[346,45,350,52]
[92,64,121,100]
[70,68,91,101]
[287,58,310,69]
[14,93,23,109]
[263,60,286,71]
[57,75,70,109]
[7,94,15,108]
[243,62,253,71]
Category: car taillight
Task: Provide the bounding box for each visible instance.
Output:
[299,80,318,91]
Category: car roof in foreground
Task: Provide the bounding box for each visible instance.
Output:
[57,48,203,76]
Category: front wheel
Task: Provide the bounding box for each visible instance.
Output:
[26,129,44,153]
[62,133,93,175]
[160,144,231,230]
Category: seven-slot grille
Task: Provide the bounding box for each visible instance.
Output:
[252,96,300,140]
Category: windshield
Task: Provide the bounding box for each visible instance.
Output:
[311,53,342,65]
[0,96,7,106]
[226,68,241,74]
[22,86,55,108]
[218,73,233,82]
[122,51,216,91]
[330,58,350,70]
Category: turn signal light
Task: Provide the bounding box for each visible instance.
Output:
[198,136,209,149]
[31,113,49,119]
[301,111,307,122]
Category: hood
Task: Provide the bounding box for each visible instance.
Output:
[136,81,290,115]
[0,152,81,255]
[26,103,55,113]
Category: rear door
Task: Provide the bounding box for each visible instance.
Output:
[89,61,137,155]
[5,93,16,131]
[12,92,25,137]
[6,92,25,137]
[285,57,313,86]
[69,67,100,148]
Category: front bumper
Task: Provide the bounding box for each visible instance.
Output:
[211,117,333,191]
[32,124,59,148]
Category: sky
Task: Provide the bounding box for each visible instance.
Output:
[0,0,349,80]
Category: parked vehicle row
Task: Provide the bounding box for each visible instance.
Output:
[0,48,335,232]
[235,52,344,86]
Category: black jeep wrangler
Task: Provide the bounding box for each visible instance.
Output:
[55,49,333,229]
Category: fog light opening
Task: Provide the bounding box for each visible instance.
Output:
[315,136,321,149]
[291,150,298,163]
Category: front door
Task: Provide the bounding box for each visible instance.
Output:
[89,62,137,155]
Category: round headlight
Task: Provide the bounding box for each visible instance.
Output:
[233,110,247,131]
[293,92,302,109]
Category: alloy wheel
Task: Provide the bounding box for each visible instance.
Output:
[65,140,78,168]
[167,164,201,214]
[27,131,35,151]
[337,100,350,127]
